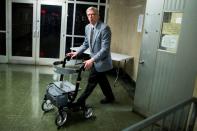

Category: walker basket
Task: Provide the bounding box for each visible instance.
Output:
[46,83,69,107]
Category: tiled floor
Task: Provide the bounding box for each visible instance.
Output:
[0,64,143,131]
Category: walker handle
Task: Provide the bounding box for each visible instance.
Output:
[53,56,71,66]
[79,64,85,71]
[53,61,63,66]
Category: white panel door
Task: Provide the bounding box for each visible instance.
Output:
[36,0,66,65]
[9,0,37,64]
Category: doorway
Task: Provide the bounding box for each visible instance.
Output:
[9,0,65,65]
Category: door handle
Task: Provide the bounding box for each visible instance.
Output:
[33,30,37,37]
[33,30,40,37]
[139,60,145,64]
[37,30,40,37]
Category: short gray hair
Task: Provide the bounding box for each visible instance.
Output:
[86,6,99,15]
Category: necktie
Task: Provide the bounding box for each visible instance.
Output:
[90,27,94,48]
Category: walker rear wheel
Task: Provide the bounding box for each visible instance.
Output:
[84,107,93,119]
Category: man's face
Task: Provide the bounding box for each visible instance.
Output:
[86,9,99,25]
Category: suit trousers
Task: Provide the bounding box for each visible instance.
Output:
[77,65,114,106]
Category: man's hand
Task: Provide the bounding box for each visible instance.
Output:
[84,58,94,70]
[66,52,78,59]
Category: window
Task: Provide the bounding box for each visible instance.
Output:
[76,0,106,3]
[0,0,6,55]
[65,0,108,53]
[159,12,183,53]
[40,5,62,58]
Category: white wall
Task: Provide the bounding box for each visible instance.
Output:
[107,0,146,81]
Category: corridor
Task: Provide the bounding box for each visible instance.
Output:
[0,64,142,131]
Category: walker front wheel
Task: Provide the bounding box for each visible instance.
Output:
[55,111,67,127]
[41,100,54,112]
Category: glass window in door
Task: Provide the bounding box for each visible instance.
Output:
[12,3,33,57]
[40,5,62,58]
[0,0,6,55]
[159,12,183,53]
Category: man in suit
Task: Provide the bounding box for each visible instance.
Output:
[67,6,115,107]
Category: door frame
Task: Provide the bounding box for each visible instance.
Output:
[8,0,66,65]
[8,0,37,64]
[0,0,8,63]
[36,0,66,65]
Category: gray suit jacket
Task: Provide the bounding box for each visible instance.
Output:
[77,21,113,72]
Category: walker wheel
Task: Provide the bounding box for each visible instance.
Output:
[84,107,93,119]
[55,111,67,127]
[41,100,54,112]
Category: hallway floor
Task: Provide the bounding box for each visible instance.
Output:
[0,64,143,131]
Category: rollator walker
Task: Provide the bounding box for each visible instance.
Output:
[41,56,93,127]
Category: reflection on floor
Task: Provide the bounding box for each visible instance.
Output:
[0,64,143,131]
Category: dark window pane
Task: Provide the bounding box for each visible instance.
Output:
[74,4,96,35]
[0,0,6,30]
[74,37,84,47]
[67,3,74,35]
[0,33,6,55]
[76,0,98,2]
[40,5,62,58]
[12,3,33,57]
[76,0,106,3]
[163,12,171,22]
[0,0,6,56]
[99,6,105,22]
[65,37,72,54]
[100,0,106,3]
